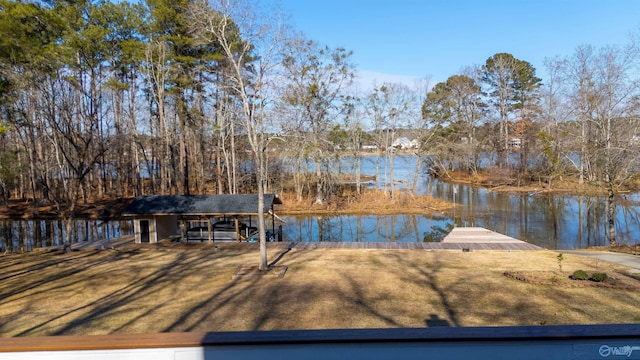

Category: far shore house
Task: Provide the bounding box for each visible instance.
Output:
[391,137,420,150]
[121,194,283,244]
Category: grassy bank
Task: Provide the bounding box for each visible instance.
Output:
[1,243,639,337]
[277,191,453,215]
[0,190,451,220]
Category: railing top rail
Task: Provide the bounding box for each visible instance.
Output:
[2,324,640,353]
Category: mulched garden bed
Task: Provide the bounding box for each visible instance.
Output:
[504,271,640,290]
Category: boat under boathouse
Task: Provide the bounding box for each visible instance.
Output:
[121,194,283,244]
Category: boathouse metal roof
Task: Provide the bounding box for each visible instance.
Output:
[121,194,282,216]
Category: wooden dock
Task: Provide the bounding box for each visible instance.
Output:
[278,227,544,251]
[60,227,544,252]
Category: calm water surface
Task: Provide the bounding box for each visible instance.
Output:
[281,154,640,250]
[0,219,132,253]
[2,155,639,251]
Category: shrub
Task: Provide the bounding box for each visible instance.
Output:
[571,270,589,280]
[590,273,608,282]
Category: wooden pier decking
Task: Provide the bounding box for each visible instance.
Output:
[64,227,544,251]
[277,227,544,251]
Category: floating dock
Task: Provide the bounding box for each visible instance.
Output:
[442,227,529,244]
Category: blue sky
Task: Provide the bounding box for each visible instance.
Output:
[278,0,640,88]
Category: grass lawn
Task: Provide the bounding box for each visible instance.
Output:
[1,242,639,337]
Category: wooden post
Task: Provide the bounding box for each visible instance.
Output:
[235,217,240,242]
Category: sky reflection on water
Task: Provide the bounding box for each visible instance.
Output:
[281,154,640,250]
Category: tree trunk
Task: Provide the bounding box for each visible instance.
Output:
[258,174,268,271]
[315,159,323,204]
[607,188,616,246]
[387,151,395,199]
[63,216,73,253]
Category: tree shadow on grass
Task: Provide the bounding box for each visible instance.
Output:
[337,273,403,327]
[163,244,307,333]
[162,276,257,332]
[383,252,461,327]
[0,251,129,305]
[268,242,296,267]
[244,249,407,331]
[0,250,104,283]
[6,247,242,336]
[425,314,451,327]
[15,253,188,336]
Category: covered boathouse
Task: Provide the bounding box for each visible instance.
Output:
[121,194,282,244]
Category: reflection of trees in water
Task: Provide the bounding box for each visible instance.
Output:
[431,178,640,248]
[422,223,453,242]
[283,155,639,247]
[618,203,640,244]
[0,220,132,253]
[382,214,453,242]
[284,215,448,242]
[581,197,602,247]
[282,190,640,247]
[577,196,640,247]
[342,216,377,242]
[377,215,413,242]
[289,216,376,242]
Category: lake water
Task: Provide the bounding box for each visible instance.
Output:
[280,154,640,250]
[281,214,453,243]
[1,154,639,251]
[0,219,132,253]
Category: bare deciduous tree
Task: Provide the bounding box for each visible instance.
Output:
[365,82,415,199]
[281,37,354,204]
[187,0,287,270]
[561,43,640,245]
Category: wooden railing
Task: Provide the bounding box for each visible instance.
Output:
[1,324,639,359]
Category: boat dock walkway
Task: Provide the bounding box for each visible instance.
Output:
[285,227,544,251]
[60,227,543,251]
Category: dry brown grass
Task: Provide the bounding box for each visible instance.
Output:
[278,191,452,215]
[1,244,639,337]
[442,169,623,195]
